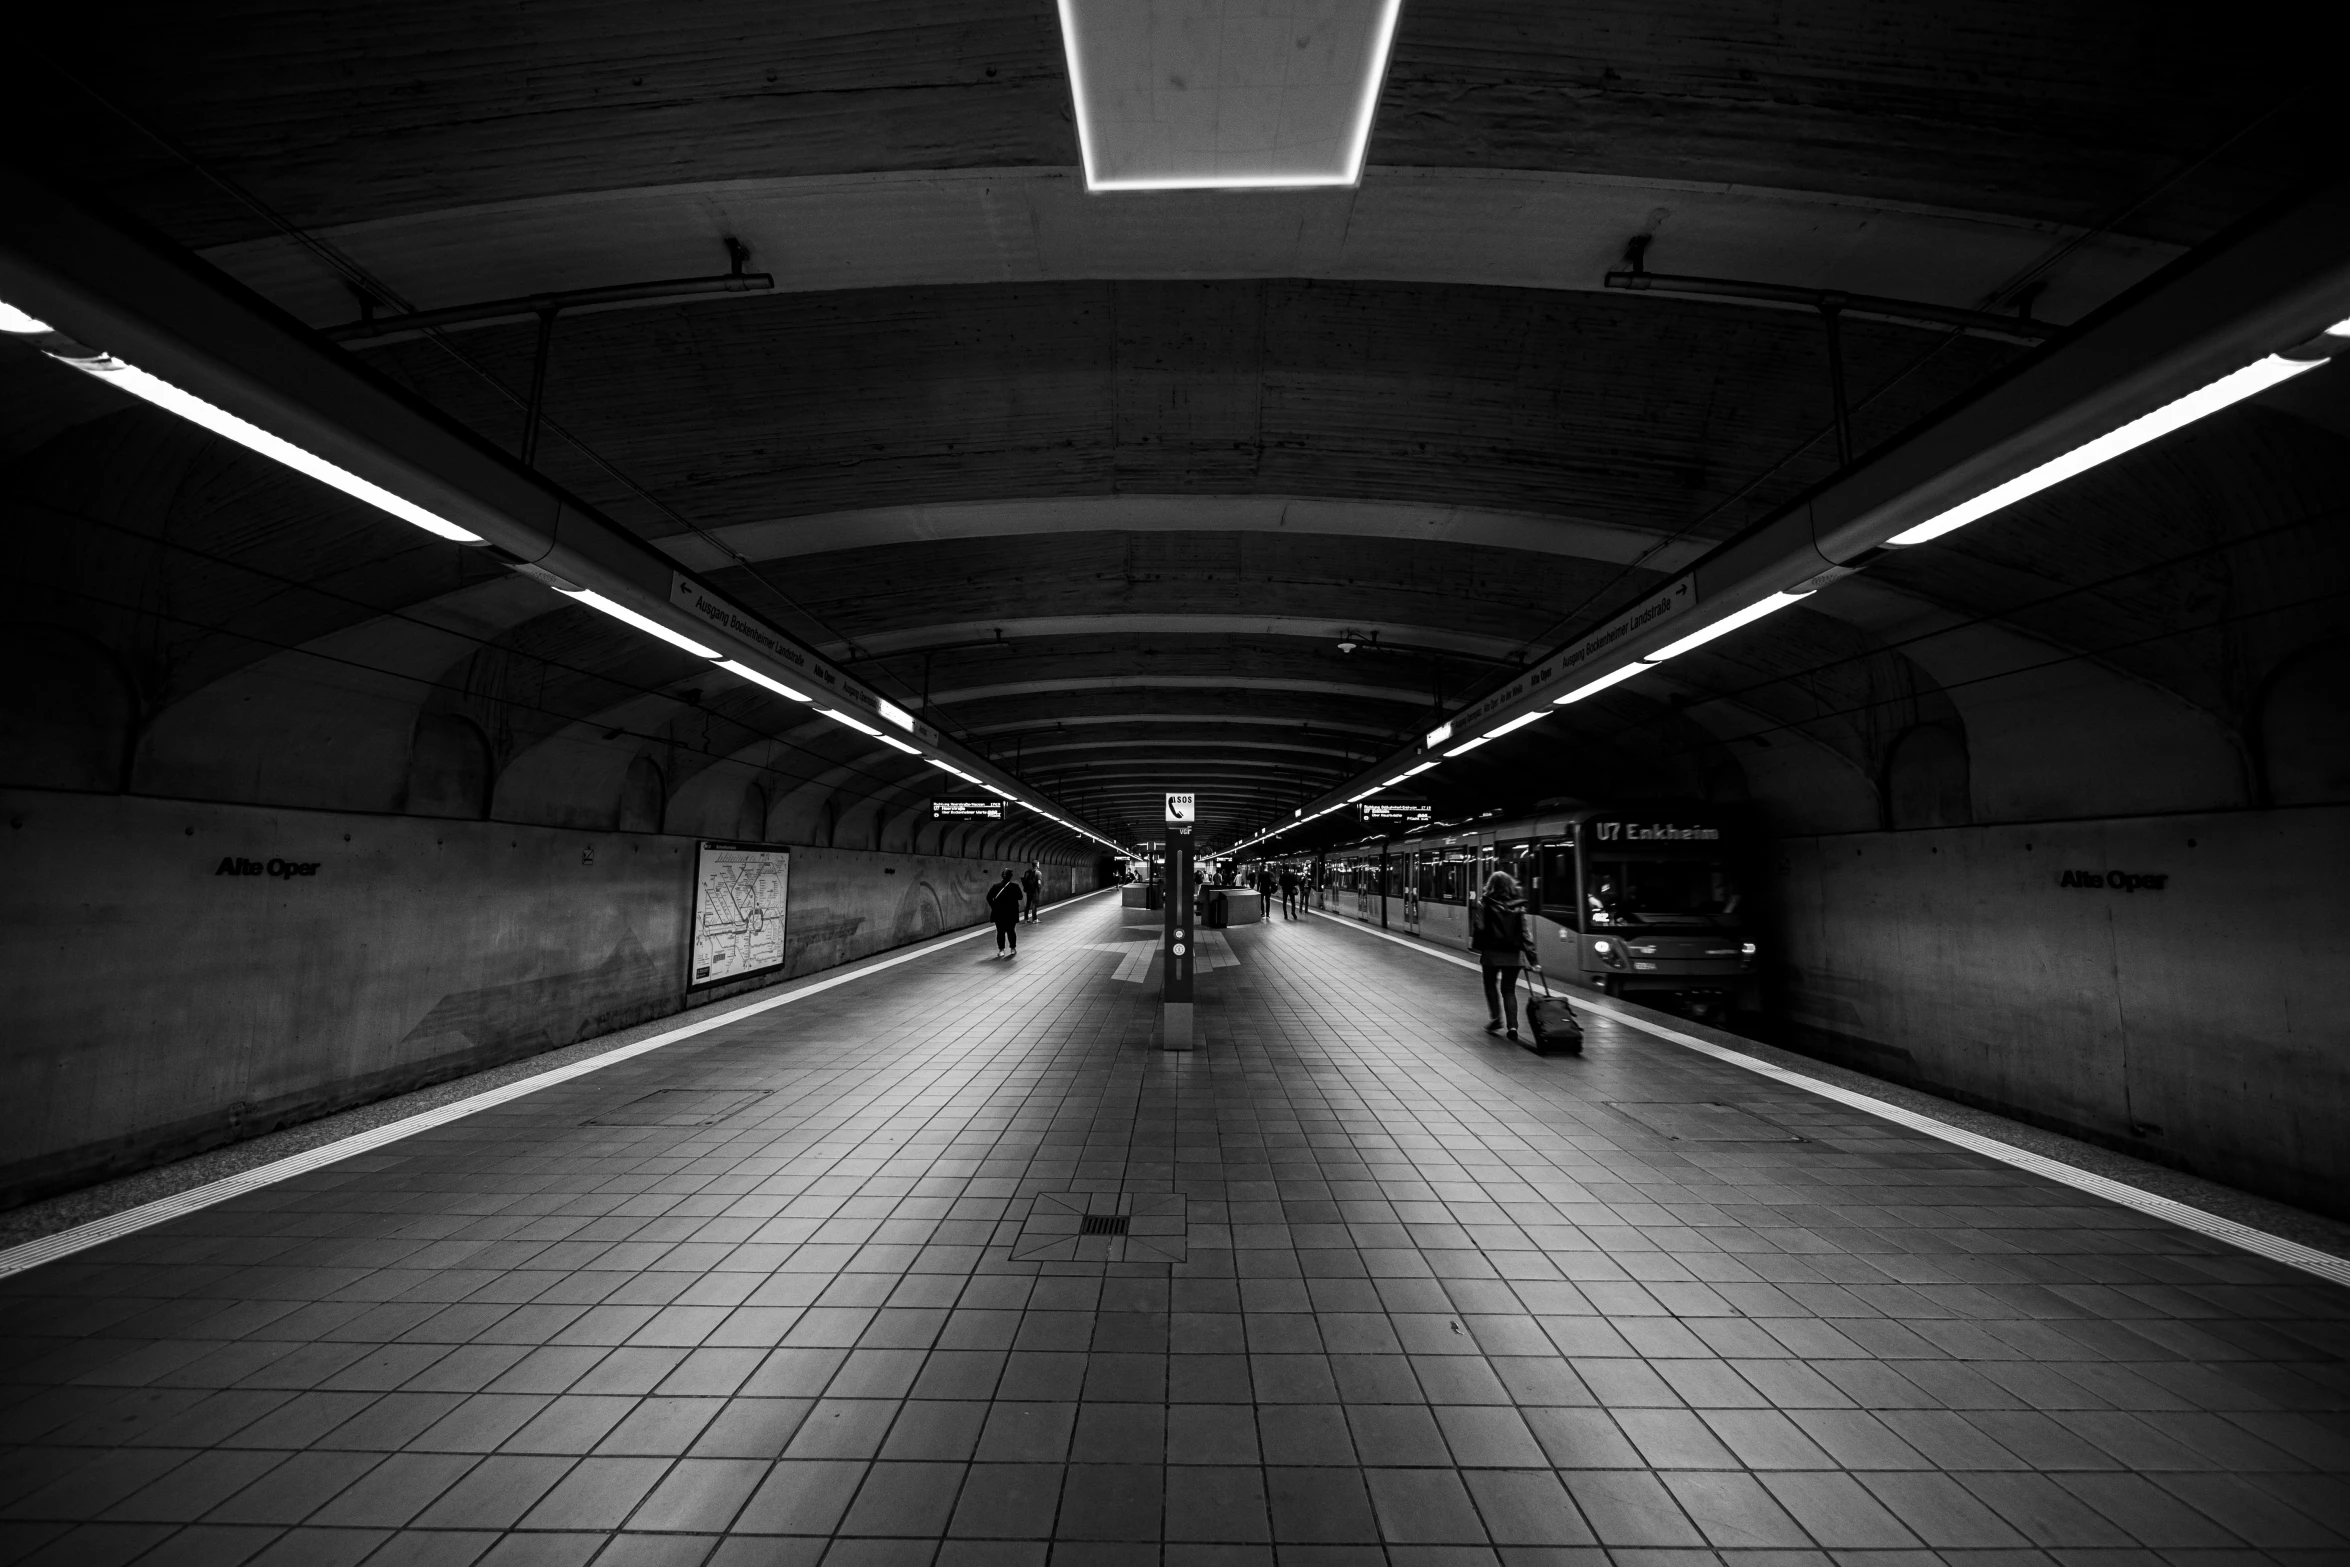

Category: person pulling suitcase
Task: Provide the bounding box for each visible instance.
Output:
[1470,871,1534,1040]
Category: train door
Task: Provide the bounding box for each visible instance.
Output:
[1531,840,1581,978]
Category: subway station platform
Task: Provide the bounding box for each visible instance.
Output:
[2,892,2345,1567]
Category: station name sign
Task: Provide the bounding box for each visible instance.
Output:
[931,798,1004,821]
[1361,802,1432,826]
[214,856,321,878]
[2060,869,2168,891]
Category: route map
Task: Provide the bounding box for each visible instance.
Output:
[690,843,791,986]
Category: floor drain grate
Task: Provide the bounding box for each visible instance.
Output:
[1011,1194,1185,1262]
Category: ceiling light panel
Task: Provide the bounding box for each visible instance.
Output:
[1059,0,1402,191]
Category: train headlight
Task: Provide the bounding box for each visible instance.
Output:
[1591,938,1625,969]
[1740,942,1756,955]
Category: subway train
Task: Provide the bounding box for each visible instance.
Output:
[1312,805,1760,1020]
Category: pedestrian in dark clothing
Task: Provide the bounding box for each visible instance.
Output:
[1021,863,1043,922]
[1278,868,1301,921]
[1471,871,1534,1040]
[987,870,1025,956]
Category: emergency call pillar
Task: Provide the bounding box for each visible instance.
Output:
[1161,825,1195,1050]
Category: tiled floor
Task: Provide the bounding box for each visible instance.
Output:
[2,894,2346,1566]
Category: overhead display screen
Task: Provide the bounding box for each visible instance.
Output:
[689,841,791,988]
[1361,802,1432,826]
[931,798,1004,821]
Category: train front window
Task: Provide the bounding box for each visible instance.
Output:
[1585,857,1742,928]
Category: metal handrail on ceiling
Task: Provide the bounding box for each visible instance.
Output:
[326,269,776,345]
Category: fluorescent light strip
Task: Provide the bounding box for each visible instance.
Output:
[1402,761,1437,777]
[562,589,720,658]
[876,734,922,755]
[714,659,813,702]
[1641,591,1813,664]
[1482,711,1550,740]
[1886,353,2323,547]
[819,708,883,738]
[1554,662,1648,705]
[1443,735,1492,757]
[0,310,484,544]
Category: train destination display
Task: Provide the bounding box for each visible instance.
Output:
[1361,801,1432,826]
[931,798,1004,820]
[689,841,791,986]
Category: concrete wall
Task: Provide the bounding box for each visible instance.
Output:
[0,787,1097,1207]
[1772,805,2350,1215]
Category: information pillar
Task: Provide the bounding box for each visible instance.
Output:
[1161,825,1195,1050]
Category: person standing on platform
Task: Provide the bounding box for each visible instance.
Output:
[1471,870,1534,1040]
[1021,862,1043,922]
[1279,866,1301,921]
[988,869,1025,957]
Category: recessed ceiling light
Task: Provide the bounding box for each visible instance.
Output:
[1058,0,1403,192]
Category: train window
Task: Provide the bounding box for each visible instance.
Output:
[1539,847,1578,924]
[1496,843,1532,900]
[1440,854,1466,902]
[1585,857,1743,928]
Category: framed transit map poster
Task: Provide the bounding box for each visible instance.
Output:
[689,840,791,988]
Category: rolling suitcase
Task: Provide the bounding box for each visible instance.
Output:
[1522,966,1583,1055]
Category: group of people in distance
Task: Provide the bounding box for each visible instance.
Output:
[993,859,1535,1041]
[987,862,1045,957]
[1240,864,1304,920]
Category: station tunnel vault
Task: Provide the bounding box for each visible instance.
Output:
[2,1,2346,1220]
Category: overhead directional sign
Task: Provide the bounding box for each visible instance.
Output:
[931,798,1003,821]
[1361,801,1432,826]
[1165,792,1196,824]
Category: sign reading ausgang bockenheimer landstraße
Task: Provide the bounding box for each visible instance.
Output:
[931,798,1004,821]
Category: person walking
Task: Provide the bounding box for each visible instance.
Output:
[1021,862,1043,922]
[1471,870,1535,1040]
[1278,866,1300,921]
[987,869,1025,957]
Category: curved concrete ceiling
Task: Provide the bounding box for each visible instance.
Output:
[965,712,1397,740]
[926,675,1435,708]
[206,166,2178,334]
[10,2,2339,853]
[659,495,1710,574]
[822,615,1529,664]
